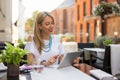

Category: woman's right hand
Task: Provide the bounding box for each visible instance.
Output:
[43,54,60,67]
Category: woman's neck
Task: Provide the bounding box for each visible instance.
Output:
[42,34,50,40]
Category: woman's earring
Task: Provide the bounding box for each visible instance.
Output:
[40,29,42,32]
[39,26,42,32]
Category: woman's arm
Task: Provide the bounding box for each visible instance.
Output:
[27,53,37,65]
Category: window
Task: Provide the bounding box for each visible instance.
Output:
[94,20,97,37]
[90,0,94,15]
[87,23,90,42]
[99,0,104,3]
[80,24,83,42]
[75,0,77,3]
[83,2,86,16]
[117,0,120,6]
[63,10,67,33]
[71,10,74,33]
[77,5,80,21]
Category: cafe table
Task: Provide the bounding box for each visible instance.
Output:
[0,63,96,80]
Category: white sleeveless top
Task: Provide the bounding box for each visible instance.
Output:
[24,35,65,65]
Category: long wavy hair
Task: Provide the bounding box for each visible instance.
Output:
[33,12,54,54]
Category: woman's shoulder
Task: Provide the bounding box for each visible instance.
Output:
[52,35,61,42]
[24,40,36,50]
[25,39,35,47]
[25,41,32,45]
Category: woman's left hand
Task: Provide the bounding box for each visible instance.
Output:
[73,57,80,68]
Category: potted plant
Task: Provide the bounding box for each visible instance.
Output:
[103,39,113,46]
[0,42,28,80]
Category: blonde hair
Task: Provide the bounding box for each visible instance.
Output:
[33,11,54,54]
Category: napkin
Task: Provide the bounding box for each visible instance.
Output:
[0,63,7,71]
[90,69,118,80]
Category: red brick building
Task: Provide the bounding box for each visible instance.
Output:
[52,0,119,43]
[52,6,74,34]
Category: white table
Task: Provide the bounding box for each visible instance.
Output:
[30,65,96,80]
[84,48,105,63]
[0,64,96,80]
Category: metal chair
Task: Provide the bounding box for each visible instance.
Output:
[77,43,94,63]
[90,46,111,74]
[0,42,6,54]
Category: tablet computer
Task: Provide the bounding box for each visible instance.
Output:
[57,51,82,69]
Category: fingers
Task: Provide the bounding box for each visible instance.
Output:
[53,54,60,59]
[48,58,55,64]
[43,60,53,67]
[73,64,80,69]
[73,57,80,64]
[46,55,58,66]
[45,54,61,67]
[73,57,80,69]
[76,57,80,63]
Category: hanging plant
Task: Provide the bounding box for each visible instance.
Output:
[93,1,120,18]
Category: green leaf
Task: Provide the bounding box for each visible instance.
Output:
[0,42,28,65]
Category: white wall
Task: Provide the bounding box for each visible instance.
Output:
[18,0,25,41]
[12,0,19,44]
[0,0,12,42]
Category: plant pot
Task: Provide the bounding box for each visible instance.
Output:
[7,64,19,80]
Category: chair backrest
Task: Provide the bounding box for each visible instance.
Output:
[78,43,94,49]
[110,44,120,75]
[103,46,111,73]
[78,43,94,63]
[62,42,78,53]
[0,42,6,50]
[0,42,6,54]
[0,41,14,54]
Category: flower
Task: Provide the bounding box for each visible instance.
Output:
[93,1,120,18]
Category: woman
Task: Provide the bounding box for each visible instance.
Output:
[25,12,64,67]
